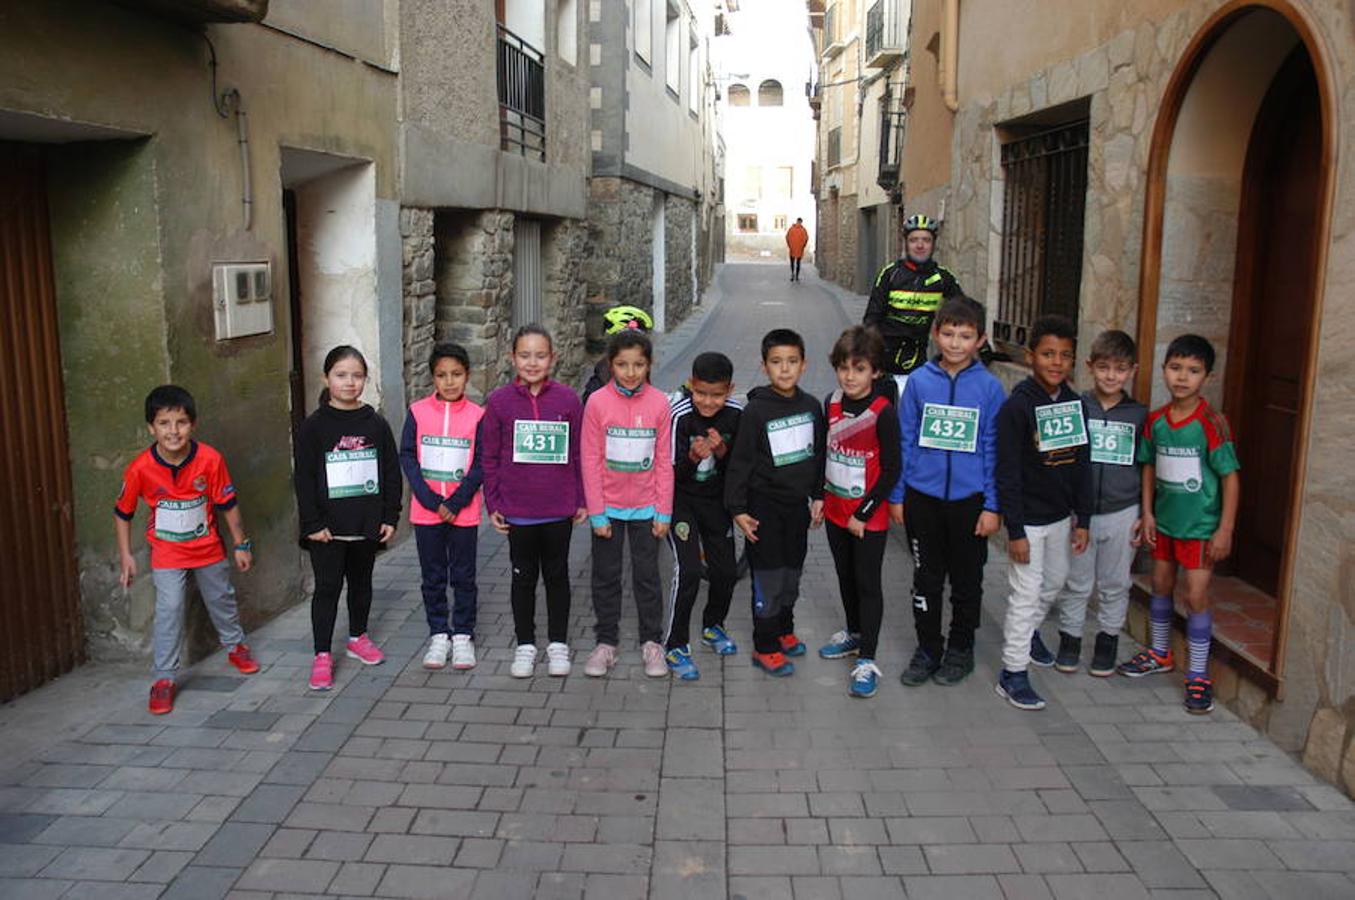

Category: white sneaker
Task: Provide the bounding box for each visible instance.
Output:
[642,641,668,677]
[451,634,476,670]
[422,634,451,670]
[546,642,572,677]
[510,643,537,678]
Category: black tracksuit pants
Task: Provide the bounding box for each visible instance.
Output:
[904,487,987,658]
[825,520,888,660]
[508,518,573,646]
[664,493,736,650]
[747,494,810,654]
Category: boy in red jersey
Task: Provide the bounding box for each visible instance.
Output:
[115,385,258,714]
[1117,335,1239,715]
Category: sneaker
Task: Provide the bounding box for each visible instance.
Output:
[546,642,572,677]
[1055,632,1082,673]
[818,630,861,659]
[584,643,617,678]
[510,643,537,678]
[423,634,451,670]
[932,646,974,686]
[451,634,476,670]
[752,650,794,677]
[1183,676,1215,715]
[778,634,807,657]
[308,653,334,691]
[995,669,1047,711]
[665,645,700,681]
[849,659,881,698]
[1030,631,1055,667]
[1117,648,1174,678]
[700,625,738,655]
[642,641,668,678]
[899,647,940,687]
[148,679,175,715]
[345,634,385,666]
[1089,632,1119,677]
[227,643,260,674]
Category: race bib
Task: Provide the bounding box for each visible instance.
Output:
[420,435,471,482]
[1035,401,1088,452]
[1089,419,1134,466]
[605,426,656,472]
[1156,447,1203,493]
[766,413,815,466]
[513,420,569,464]
[825,449,867,498]
[918,403,979,453]
[692,439,717,482]
[154,496,209,542]
[326,448,380,499]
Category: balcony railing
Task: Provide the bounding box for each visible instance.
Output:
[497,24,546,162]
[864,0,903,68]
[866,1,884,59]
[821,4,844,58]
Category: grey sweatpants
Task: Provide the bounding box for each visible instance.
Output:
[151,559,245,680]
[1052,504,1138,638]
[591,519,662,646]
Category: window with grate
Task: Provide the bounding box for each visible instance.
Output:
[773,214,788,231]
[995,119,1089,352]
[827,127,841,168]
[737,213,759,232]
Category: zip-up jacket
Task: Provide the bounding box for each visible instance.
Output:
[294,403,402,542]
[995,377,1093,540]
[824,386,901,530]
[399,394,484,527]
[479,378,585,521]
[724,385,827,515]
[582,381,674,527]
[863,257,964,375]
[669,386,744,501]
[1082,390,1147,516]
[891,358,1006,510]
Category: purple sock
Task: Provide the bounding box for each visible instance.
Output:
[1149,594,1172,655]
[1186,611,1212,678]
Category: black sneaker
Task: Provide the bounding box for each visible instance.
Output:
[1030,631,1055,667]
[899,647,940,687]
[1184,676,1215,715]
[1054,632,1082,673]
[1089,632,1118,677]
[932,646,974,686]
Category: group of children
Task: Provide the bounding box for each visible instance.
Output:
[117,293,1238,716]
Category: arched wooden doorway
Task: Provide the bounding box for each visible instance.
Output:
[1135,1,1335,686]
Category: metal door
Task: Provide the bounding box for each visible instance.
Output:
[513,218,542,328]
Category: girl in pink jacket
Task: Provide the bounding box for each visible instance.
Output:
[581,331,675,678]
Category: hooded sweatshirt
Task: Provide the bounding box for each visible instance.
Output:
[995,376,1093,540]
[582,380,674,527]
[724,385,827,515]
[1082,390,1147,516]
[294,403,402,542]
[479,378,585,521]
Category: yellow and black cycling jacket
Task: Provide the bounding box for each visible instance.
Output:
[862,258,964,375]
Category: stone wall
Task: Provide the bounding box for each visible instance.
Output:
[541,218,590,386]
[836,192,860,292]
[664,194,696,329]
[401,207,437,402]
[584,176,653,351]
[433,210,515,399]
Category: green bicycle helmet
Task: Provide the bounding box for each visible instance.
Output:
[903,213,938,236]
[603,305,654,335]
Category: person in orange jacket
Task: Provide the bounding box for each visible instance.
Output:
[786,218,809,282]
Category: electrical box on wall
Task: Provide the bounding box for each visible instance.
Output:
[212,261,273,341]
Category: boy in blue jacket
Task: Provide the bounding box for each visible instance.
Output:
[891,297,1006,687]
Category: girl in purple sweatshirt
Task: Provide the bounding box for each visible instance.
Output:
[479,325,587,678]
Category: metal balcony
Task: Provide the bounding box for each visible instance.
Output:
[497,24,546,162]
[821,4,845,59]
[864,0,903,69]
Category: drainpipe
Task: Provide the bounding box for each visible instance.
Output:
[222,89,253,231]
[941,0,959,112]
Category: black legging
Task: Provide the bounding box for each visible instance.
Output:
[309,539,378,653]
[508,518,574,646]
[824,521,887,659]
[790,256,802,279]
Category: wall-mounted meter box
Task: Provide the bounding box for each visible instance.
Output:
[212,261,274,341]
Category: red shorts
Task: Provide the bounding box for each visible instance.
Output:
[1152,533,1210,570]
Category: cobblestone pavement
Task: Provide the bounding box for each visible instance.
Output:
[2,264,1354,899]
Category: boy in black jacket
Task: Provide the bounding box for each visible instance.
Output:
[664,352,744,680]
[725,329,827,677]
[995,315,1092,711]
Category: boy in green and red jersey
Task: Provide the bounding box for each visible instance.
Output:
[1118,334,1239,715]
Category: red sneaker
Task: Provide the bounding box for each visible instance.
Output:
[148,679,175,715]
[778,634,807,657]
[752,651,794,677]
[227,643,260,674]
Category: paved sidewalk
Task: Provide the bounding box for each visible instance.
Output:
[2,264,1354,899]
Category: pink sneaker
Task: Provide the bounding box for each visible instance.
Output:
[583,643,617,678]
[642,641,668,678]
[309,653,334,691]
[345,634,385,666]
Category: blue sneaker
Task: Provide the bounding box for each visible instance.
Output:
[665,646,700,681]
[700,625,738,656]
[818,630,861,659]
[778,634,807,657]
[849,659,880,698]
[996,669,1047,711]
[1030,631,1055,668]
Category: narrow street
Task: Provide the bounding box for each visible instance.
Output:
[1,263,1353,900]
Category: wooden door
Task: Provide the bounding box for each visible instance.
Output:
[0,143,85,701]
[1225,50,1320,595]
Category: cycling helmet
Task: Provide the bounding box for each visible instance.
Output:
[903,213,938,236]
[603,305,654,335]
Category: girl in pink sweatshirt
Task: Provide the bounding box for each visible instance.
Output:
[581,331,675,678]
